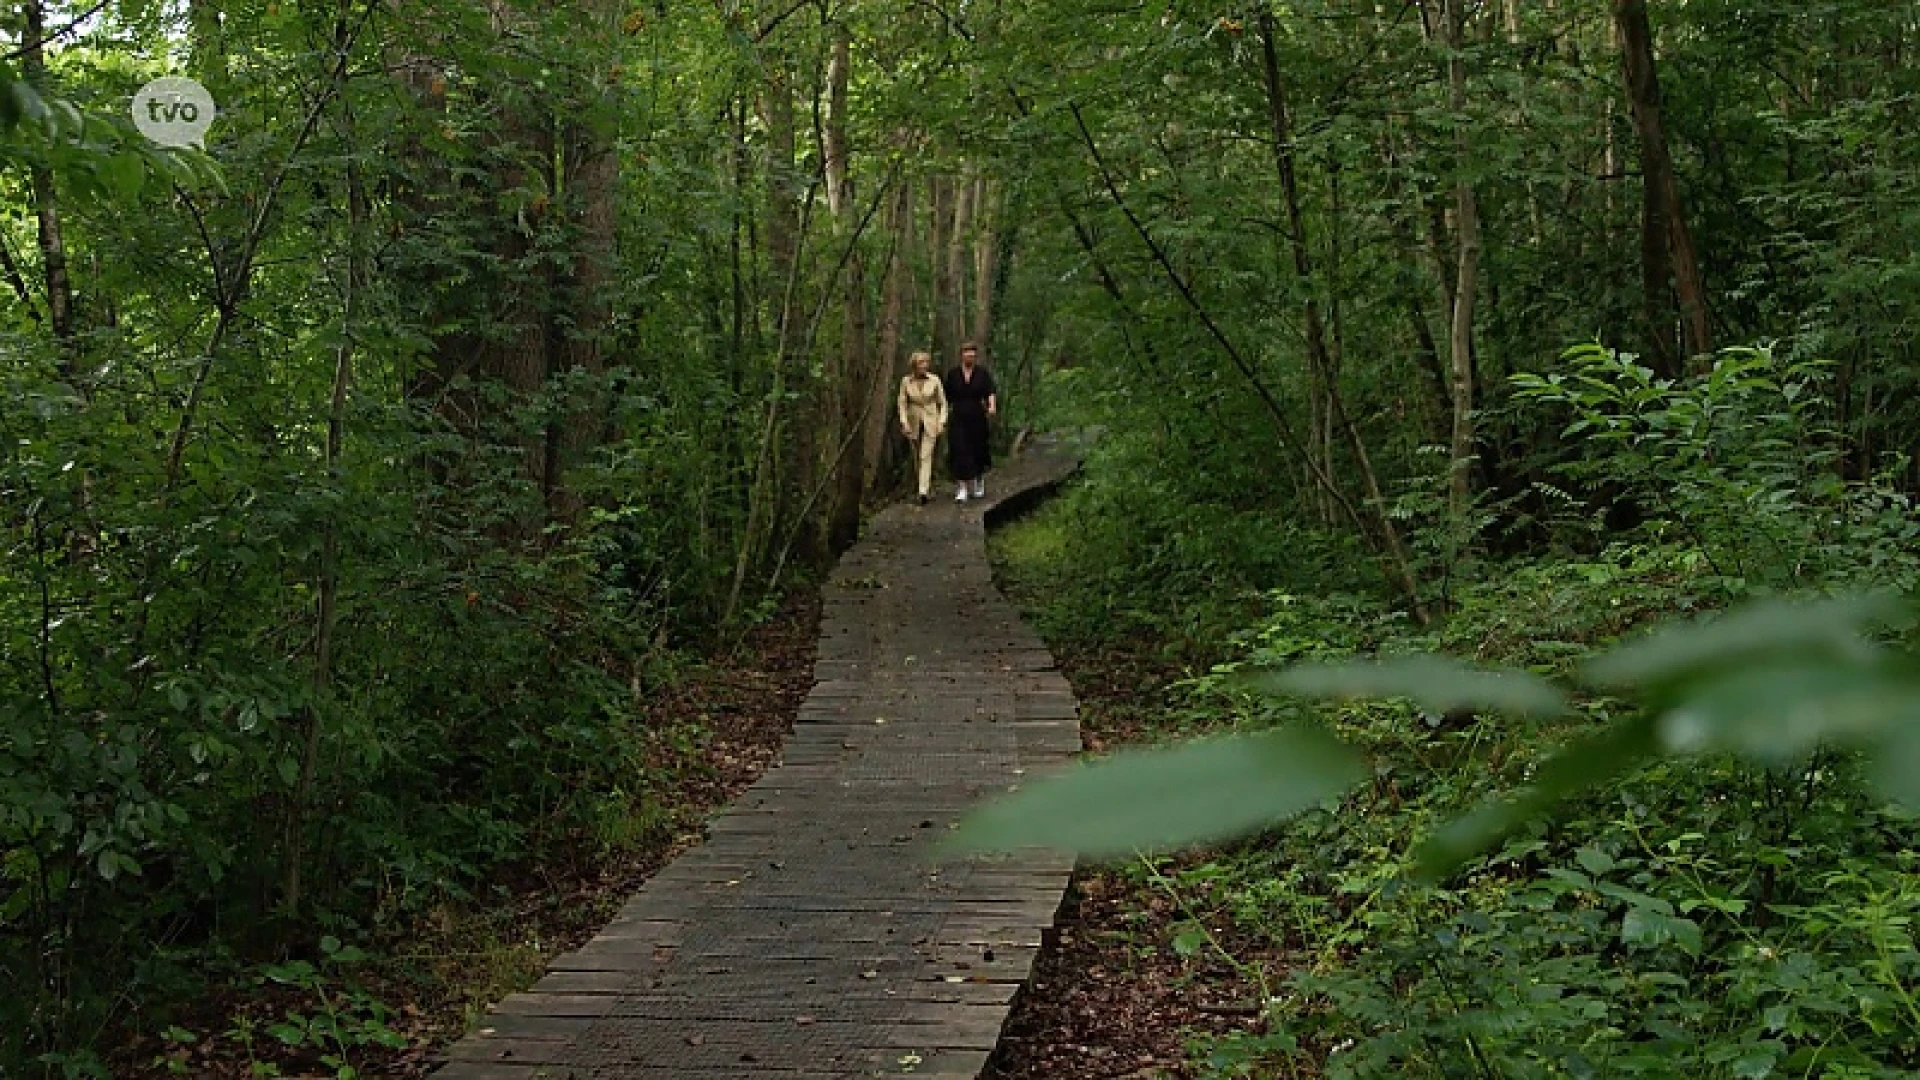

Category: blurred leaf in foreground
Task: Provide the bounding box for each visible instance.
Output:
[1583,592,1902,692]
[948,727,1364,860]
[1257,654,1571,718]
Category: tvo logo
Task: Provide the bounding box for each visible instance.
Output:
[132,77,216,149]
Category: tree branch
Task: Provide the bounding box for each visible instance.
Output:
[0,0,110,63]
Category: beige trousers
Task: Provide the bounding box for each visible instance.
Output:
[911,427,939,497]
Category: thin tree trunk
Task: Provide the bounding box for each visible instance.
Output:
[864,179,913,494]
[23,0,75,354]
[824,23,867,553]
[1070,102,1426,621]
[765,67,801,365]
[1410,297,1452,423]
[1327,165,1348,496]
[930,174,961,367]
[286,6,365,915]
[768,63,819,564]
[0,236,36,316]
[1614,0,1710,370]
[948,169,974,353]
[1258,11,1339,522]
[724,208,811,628]
[730,98,749,375]
[1604,58,1621,240]
[1382,132,1456,436]
[1440,0,1483,528]
[970,173,1000,363]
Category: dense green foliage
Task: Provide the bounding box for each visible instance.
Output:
[1,2,973,1073]
[968,6,1920,1064]
[7,0,1920,1075]
[991,435,1920,1075]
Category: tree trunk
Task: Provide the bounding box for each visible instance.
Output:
[949,169,974,347]
[864,179,914,494]
[1613,0,1710,371]
[1440,0,1483,528]
[930,174,961,368]
[764,66,801,363]
[762,62,814,561]
[970,173,1000,364]
[824,24,867,554]
[1069,100,1426,620]
[723,76,813,626]
[547,0,621,520]
[23,0,75,354]
[1603,17,1622,243]
[1259,10,1340,522]
[286,4,365,916]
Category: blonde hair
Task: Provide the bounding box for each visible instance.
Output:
[909,350,932,370]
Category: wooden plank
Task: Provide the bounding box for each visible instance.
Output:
[432,1064,580,1080]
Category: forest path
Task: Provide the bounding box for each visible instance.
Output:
[434,441,1081,1079]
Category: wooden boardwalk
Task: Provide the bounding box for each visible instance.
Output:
[434,446,1080,1080]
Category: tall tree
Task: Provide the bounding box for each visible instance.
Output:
[1613,0,1711,372]
[1441,0,1483,527]
[864,177,915,494]
[970,173,1000,363]
[824,20,868,553]
[929,172,960,367]
[22,0,74,352]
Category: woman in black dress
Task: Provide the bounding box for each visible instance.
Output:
[943,342,996,501]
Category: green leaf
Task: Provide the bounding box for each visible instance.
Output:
[1870,728,1920,808]
[948,727,1364,859]
[9,79,48,128]
[1730,1041,1785,1079]
[267,1022,307,1046]
[1574,847,1615,876]
[1256,654,1570,718]
[1584,593,1901,691]
[1655,663,1920,762]
[1620,907,1702,955]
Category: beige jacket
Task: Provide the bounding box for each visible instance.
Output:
[897,372,948,440]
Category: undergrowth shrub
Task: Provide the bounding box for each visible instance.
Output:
[1510,343,1920,593]
[986,343,1920,1079]
[0,368,733,1075]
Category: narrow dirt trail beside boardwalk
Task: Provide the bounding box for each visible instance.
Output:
[434,445,1080,1080]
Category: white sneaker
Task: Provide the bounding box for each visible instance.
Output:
[955,485,969,502]
[972,481,985,498]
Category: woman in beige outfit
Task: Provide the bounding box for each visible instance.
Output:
[897,350,949,505]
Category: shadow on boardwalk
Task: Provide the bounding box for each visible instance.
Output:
[434,441,1081,1080]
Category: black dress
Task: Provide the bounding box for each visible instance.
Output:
[943,364,995,482]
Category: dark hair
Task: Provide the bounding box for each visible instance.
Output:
[959,341,979,354]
